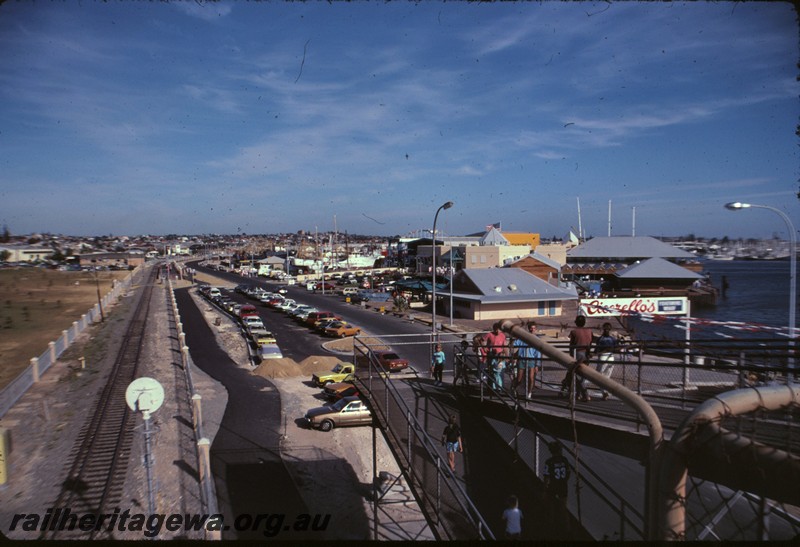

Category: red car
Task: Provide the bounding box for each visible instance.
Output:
[358,350,409,372]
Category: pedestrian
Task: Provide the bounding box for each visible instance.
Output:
[441,414,463,473]
[502,494,523,540]
[562,315,593,401]
[544,442,570,501]
[453,339,471,387]
[512,322,541,399]
[594,322,618,400]
[544,442,571,533]
[485,322,508,389]
[431,343,445,386]
[472,334,488,381]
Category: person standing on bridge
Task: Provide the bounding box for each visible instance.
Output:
[441,414,463,473]
[563,315,593,401]
[512,321,541,400]
[485,322,508,389]
[593,322,618,400]
[431,343,446,386]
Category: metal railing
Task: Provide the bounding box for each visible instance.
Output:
[353,336,494,540]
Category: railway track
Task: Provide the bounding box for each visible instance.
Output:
[40,267,157,540]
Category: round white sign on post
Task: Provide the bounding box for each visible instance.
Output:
[125,377,165,416]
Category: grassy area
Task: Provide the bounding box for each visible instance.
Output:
[0,268,131,389]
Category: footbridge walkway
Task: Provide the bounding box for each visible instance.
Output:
[354,321,800,541]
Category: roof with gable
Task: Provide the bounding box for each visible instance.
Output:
[567,236,695,260]
[453,267,577,303]
[480,227,509,246]
[510,251,562,271]
[614,257,703,280]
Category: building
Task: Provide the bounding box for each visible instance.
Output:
[508,252,562,284]
[78,252,146,270]
[564,236,701,280]
[445,268,578,321]
[415,227,538,274]
[0,245,54,263]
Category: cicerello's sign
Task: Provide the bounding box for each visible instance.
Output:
[579,296,688,317]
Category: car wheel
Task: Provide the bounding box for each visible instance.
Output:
[323,380,333,386]
[340,332,347,338]
[320,419,334,432]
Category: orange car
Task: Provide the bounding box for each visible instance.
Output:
[324,321,362,338]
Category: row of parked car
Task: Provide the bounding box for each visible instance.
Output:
[198,284,284,360]
[233,283,367,340]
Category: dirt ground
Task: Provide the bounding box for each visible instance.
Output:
[0,268,130,387]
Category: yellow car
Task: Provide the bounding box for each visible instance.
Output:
[323,321,362,338]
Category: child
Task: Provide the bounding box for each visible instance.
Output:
[502,494,522,539]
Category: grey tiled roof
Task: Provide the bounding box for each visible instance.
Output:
[567,236,695,259]
[615,257,703,279]
[455,268,577,303]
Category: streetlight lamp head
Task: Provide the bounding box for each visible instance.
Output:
[442,201,454,210]
[724,202,751,210]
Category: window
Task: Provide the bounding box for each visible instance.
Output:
[480,255,486,264]
[471,255,477,264]
[538,301,545,316]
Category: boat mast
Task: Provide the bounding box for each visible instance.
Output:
[577,197,584,241]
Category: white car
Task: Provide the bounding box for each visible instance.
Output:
[274,299,296,311]
[242,316,265,330]
[257,343,283,360]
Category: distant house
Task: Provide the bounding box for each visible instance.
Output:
[508,252,561,284]
[608,257,703,294]
[78,252,145,269]
[0,245,53,263]
[446,268,578,321]
[564,236,701,280]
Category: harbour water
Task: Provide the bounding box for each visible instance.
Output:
[627,260,798,341]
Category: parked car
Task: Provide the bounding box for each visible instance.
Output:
[322,381,361,401]
[313,282,336,291]
[312,362,356,387]
[305,311,338,328]
[247,326,277,346]
[324,321,362,338]
[357,349,409,372]
[314,318,340,333]
[242,316,265,330]
[257,343,284,360]
[238,304,259,319]
[274,299,296,311]
[304,396,372,432]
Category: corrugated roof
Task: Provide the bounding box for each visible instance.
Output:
[567,236,695,259]
[455,268,577,302]
[615,257,703,279]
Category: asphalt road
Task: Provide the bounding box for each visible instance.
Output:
[174,287,325,540]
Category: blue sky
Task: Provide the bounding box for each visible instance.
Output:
[0,1,796,239]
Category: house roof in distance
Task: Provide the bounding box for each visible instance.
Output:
[567,236,695,260]
[454,267,577,303]
[615,257,703,280]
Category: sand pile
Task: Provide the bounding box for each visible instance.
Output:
[252,355,348,379]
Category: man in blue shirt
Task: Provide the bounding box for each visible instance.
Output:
[512,322,541,399]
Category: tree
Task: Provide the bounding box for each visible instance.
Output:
[0,250,10,262]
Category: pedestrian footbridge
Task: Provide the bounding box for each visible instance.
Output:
[354,321,800,541]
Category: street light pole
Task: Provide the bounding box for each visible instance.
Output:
[725,202,796,370]
[431,201,454,344]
